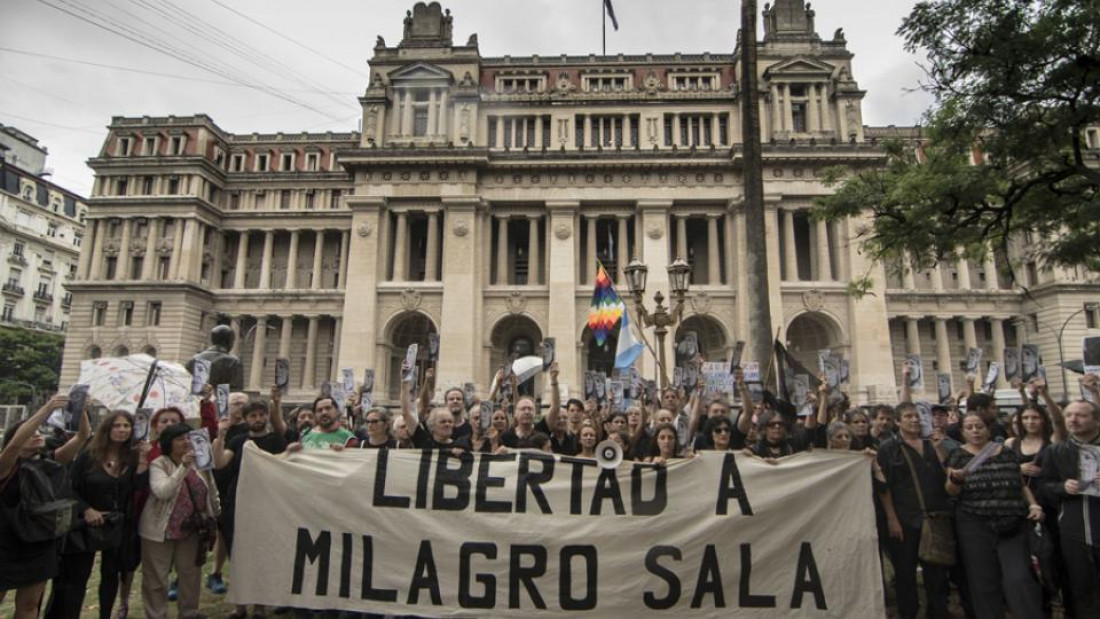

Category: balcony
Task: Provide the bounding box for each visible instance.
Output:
[33,290,54,304]
[61,293,72,308]
[2,283,25,297]
[8,253,27,266]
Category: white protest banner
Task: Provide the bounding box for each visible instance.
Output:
[701,362,734,398]
[231,444,884,617]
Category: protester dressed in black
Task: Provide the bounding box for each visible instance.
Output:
[45,411,150,619]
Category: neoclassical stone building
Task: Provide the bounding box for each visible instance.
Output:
[60,1,1100,404]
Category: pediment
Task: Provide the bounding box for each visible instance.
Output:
[388,62,454,84]
[764,57,835,77]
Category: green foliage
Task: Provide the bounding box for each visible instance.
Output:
[815,0,1100,280]
[0,327,64,405]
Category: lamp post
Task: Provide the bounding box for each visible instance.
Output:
[624,258,692,389]
[1017,302,1098,397]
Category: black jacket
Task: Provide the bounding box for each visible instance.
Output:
[1038,436,1100,546]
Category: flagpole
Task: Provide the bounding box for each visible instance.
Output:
[602,0,606,55]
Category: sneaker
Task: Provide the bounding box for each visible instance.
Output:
[206,573,228,595]
[167,579,178,602]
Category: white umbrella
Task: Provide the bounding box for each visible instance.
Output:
[511,355,544,384]
[78,354,200,417]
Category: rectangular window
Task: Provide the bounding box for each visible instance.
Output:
[231,154,245,172]
[229,192,240,210]
[158,257,170,279]
[147,302,162,326]
[142,176,155,194]
[1088,306,1097,329]
[791,103,807,133]
[413,108,429,136]
[167,177,180,195]
[120,301,134,326]
[306,153,319,171]
[131,257,143,278]
[13,242,24,256]
[92,301,107,326]
[73,234,83,248]
[47,223,57,237]
[170,136,183,155]
[304,191,315,209]
[105,257,118,280]
[143,136,157,155]
[115,178,129,196]
[256,154,269,172]
[281,152,294,171]
[280,190,291,209]
[1,304,13,322]
[117,137,131,156]
[330,190,342,209]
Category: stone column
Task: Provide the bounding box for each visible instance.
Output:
[903,252,917,289]
[338,230,349,288]
[303,316,319,391]
[312,230,326,289]
[707,215,721,285]
[815,219,831,281]
[906,318,922,356]
[961,318,978,356]
[782,209,798,281]
[639,201,675,383]
[259,230,274,289]
[495,116,504,149]
[278,315,293,362]
[426,211,440,281]
[771,84,782,132]
[438,90,449,138]
[616,215,628,285]
[710,114,720,146]
[337,196,384,385]
[623,114,632,147]
[931,263,944,291]
[233,232,250,289]
[427,88,438,136]
[782,84,793,133]
[168,219,184,280]
[534,115,543,149]
[673,113,682,146]
[88,220,107,280]
[529,216,542,286]
[496,215,509,285]
[675,215,688,260]
[77,219,96,279]
[807,84,820,132]
[547,201,580,387]
[117,219,133,280]
[934,317,953,379]
[585,217,596,283]
[249,316,267,391]
[330,317,343,381]
[990,318,1007,387]
[177,219,200,282]
[400,89,413,136]
[584,115,592,147]
[285,230,300,289]
[436,197,481,390]
[957,251,972,289]
[141,218,158,280]
[392,213,407,281]
[984,249,999,290]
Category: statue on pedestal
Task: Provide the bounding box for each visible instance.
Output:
[186,325,244,391]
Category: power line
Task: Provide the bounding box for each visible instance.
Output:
[206,0,365,77]
[0,47,357,94]
[0,111,105,135]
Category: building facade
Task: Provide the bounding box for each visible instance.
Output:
[1,125,86,334]
[60,1,1100,404]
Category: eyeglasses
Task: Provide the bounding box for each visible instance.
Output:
[713,427,731,434]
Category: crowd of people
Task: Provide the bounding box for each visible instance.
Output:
[2,355,1100,618]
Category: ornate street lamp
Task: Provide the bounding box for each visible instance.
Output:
[624,258,692,389]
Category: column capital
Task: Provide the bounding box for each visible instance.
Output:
[544,200,580,212]
[636,199,673,211]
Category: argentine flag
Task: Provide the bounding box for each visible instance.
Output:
[614,307,644,369]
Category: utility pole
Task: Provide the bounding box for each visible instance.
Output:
[739,0,774,386]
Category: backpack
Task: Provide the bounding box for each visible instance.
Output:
[4,458,77,542]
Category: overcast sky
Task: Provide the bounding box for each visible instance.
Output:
[1,0,931,197]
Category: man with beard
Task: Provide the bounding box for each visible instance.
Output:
[442,386,471,441]
[289,396,357,451]
[212,398,288,619]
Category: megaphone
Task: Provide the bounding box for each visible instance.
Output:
[595,439,624,470]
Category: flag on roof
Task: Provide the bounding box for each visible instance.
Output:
[604,0,619,31]
[587,264,623,347]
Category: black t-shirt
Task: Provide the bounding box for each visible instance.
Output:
[214,422,249,490]
[500,426,536,449]
[411,423,471,452]
[877,437,950,529]
[535,419,577,455]
[226,431,288,496]
[452,421,472,441]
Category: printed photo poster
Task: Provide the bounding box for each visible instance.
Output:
[320,381,333,399]
[787,374,811,416]
[839,359,850,385]
[1077,444,1100,498]
[188,428,214,471]
[672,366,684,390]
[676,331,699,365]
[65,384,91,432]
[904,354,924,392]
[341,368,356,394]
[1083,336,1100,375]
[1080,381,1097,404]
[362,370,376,409]
[462,381,476,407]
[191,358,211,395]
[541,338,556,372]
[275,358,290,393]
[330,384,347,414]
[584,371,596,401]
[965,347,984,375]
[645,379,660,408]
[729,340,745,372]
[1003,348,1020,382]
[402,344,419,383]
[914,400,934,439]
[427,333,440,363]
[937,373,952,405]
[818,350,840,388]
[216,384,231,419]
[983,362,1001,393]
[608,380,624,408]
[1021,344,1040,382]
[701,362,734,399]
[133,408,152,442]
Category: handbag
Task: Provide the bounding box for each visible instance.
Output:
[1027,521,1058,593]
[66,511,124,553]
[900,442,957,567]
[182,472,218,566]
